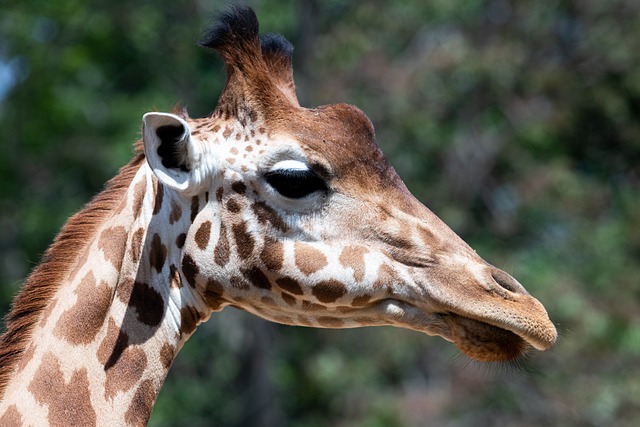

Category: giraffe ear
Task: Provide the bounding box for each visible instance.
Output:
[142,112,200,193]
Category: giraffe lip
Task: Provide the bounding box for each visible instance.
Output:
[376,299,555,361]
[437,312,531,362]
[435,309,557,361]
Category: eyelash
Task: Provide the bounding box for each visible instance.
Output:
[264,168,328,199]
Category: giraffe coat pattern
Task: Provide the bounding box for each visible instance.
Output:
[0,6,556,426]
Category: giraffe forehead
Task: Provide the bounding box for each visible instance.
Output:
[188,103,417,217]
[190,118,308,167]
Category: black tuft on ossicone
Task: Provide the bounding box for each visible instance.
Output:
[198,5,260,51]
[260,33,294,60]
[198,5,299,112]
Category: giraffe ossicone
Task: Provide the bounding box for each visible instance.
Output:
[0,6,556,426]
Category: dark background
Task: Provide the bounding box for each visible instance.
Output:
[1,1,639,426]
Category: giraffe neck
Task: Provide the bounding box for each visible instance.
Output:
[0,157,210,426]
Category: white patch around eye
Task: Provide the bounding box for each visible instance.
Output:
[270,160,309,172]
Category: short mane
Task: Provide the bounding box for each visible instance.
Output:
[0,152,145,398]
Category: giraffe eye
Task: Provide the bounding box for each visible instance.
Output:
[264,165,327,199]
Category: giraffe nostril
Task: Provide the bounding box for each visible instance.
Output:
[491,269,528,295]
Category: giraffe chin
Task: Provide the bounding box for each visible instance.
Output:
[443,314,529,362]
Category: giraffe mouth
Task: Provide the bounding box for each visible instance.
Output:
[373,299,555,362]
[437,313,530,362]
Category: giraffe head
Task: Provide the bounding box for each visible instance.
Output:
[141,7,556,362]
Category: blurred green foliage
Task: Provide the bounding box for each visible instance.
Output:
[1,0,639,426]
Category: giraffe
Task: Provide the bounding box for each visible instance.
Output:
[0,6,557,426]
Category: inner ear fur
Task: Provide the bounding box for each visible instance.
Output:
[142,112,195,192]
[156,123,190,172]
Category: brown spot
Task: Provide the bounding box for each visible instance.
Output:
[131,227,146,263]
[153,182,164,215]
[242,267,272,290]
[0,404,22,426]
[214,224,230,266]
[374,263,399,289]
[294,242,328,276]
[230,275,249,290]
[98,226,128,270]
[222,125,232,139]
[180,307,198,336]
[190,195,200,222]
[281,292,297,306]
[54,271,112,345]
[215,187,224,202]
[232,181,246,194]
[116,277,135,303]
[317,317,344,328]
[169,199,182,224]
[253,202,288,232]
[226,197,241,213]
[29,353,97,427]
[176,233,187,248]
[129,281,165,327]
[352,294,372,307]
[339,245,367,282]
[260,239,284,271]
[296,316,312,326]
[245,145,253,151]
[132,178,146,219]
[312,280,347,303]
[212,124,221,132]
[160,342,175,370]
[124,379,156,426]
[97,318,127,366]
[203,279,226,310]
[104,344,147,400]
[149,233,167,273]
[195,220,212,250]
[207,278,224,295]
[232,222,255,260]
[182,254,200,288]
[169,264,182,288]
[276,276,303,295]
